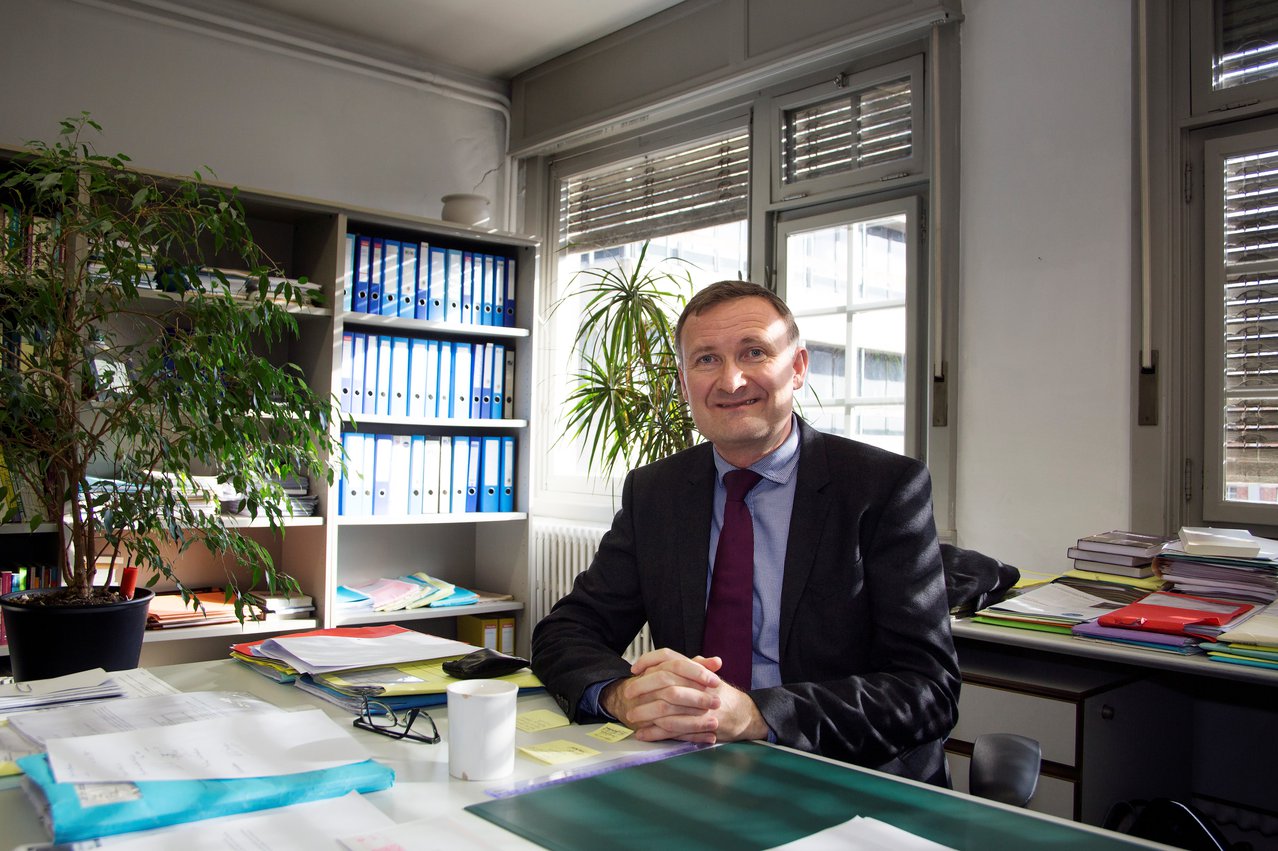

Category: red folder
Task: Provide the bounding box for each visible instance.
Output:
[1097,591,1254,636]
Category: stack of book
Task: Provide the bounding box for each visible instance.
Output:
[1066,530,1176,580]
[247,590,315,621]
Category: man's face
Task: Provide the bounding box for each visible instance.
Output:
[678,296,809,467]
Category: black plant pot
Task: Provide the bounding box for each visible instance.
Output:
[0,587,154,681]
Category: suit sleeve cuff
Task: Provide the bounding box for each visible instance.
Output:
[580,678,621,721]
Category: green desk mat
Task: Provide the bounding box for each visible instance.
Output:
[466,742,1145,850]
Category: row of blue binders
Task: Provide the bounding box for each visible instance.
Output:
[339,433,515,516]
[342,233,516,325]
[340,332,514,419]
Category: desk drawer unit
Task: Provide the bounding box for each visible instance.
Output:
[949,645,1191,825]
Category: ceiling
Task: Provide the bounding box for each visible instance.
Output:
[192,0,689,82]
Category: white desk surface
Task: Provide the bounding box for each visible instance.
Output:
[0,659,1168,850]
[2,660,571,849]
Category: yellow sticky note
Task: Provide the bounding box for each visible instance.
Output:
[516,709,571,733]
[587,723,634,743]
[518,740,601,765]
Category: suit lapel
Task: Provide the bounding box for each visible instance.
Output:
[778,421,832,662]
[677,447,716,654]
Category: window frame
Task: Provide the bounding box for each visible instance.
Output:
[1188,0,1278,117]
[774,195,926,460]
[768,55,926,206]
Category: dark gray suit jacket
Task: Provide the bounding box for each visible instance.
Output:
[531,419,961,784]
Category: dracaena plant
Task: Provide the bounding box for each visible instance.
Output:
[0,114,338,619]
[558,241,697,480]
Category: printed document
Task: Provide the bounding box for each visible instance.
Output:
[46,707,369,782]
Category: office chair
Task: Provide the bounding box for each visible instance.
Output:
[968,733,1041,808]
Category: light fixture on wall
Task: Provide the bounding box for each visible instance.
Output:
[440,193,491,227]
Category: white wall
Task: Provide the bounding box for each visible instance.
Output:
[956,0,1133,571]
[0,0,1139,574]
[0,0,507,224]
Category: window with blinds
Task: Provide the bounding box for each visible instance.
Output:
[771,55,922,202]
[1212,0,1278,91]
[782,77,912,184]
[557,130,749,252]
[1208,134,1278,515]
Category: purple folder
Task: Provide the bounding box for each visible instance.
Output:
[1072,619,1202,648]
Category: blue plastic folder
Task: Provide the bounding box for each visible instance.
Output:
[17,754,394,843]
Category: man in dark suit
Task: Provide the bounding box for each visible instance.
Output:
[531,280,959,784]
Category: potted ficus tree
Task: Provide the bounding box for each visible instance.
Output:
[0,114,338,680]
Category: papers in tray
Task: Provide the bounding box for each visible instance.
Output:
[256,627,476,675]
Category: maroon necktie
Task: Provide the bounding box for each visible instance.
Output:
[701,468,763,690]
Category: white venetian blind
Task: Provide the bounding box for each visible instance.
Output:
[1220,144,1278,503]
[557,130,749,252]
[781,74,913,186]
[1214,0,1278,91]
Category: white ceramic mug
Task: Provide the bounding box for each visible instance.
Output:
[446,679,518,781]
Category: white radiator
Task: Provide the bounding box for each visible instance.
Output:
[531,520,653,661]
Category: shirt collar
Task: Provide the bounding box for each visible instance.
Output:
[712,414,802,485]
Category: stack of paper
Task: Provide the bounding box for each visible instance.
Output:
[342,577,425,612]
[146,590,242,629]
[973,580,1130,634]
[254,627,475,676]
[1153,530,1278,605]
[0,669,124,713]
[1198,598,1278,670]
[336,584,374,613]
[338,573,480,612]
[231,624,411,683]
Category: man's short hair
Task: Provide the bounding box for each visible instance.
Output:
[675,280,802,366]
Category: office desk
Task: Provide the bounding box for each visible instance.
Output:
[949,618,1277,834]
[952,618,1278,687]
[1,659,1163,850]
